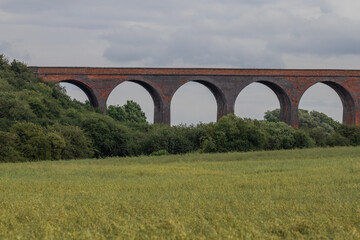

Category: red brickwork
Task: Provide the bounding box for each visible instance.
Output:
[30,67,360,127]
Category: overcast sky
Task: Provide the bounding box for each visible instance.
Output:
[1,0,359,124]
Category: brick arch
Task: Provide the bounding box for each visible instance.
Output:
[170,79,227,121]
[258,81,293,125]
[60,80,99,108]
[235,80,293,125]
[299,81,356,125]
[107,79,164,123]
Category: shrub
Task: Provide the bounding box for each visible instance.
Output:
[0,131,22,162]
[201,137,217,153]
[142,125,194,155]
[335,125,360,146]
[203,115,266,152]
[150,150,170,156]
[293,130,315,148]
[48,124,93,159]
[47,132,66,160]
[10,122,52,161]
[305,127,329,147]
[81,114,131,157]
[325,132,350,147]
[258,121,296,150]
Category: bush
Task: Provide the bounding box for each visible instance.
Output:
[150,150,170,156]
[305,127,329,147]
[0,131,22,162]
[48,124,93,159]
[293,130,315,148]
[257,121,295,150]
[201,115,266,152]
[325,132,350,147]
[47,132,66,160]
[10,122,52,161]
[335,125,360,146]
[107,100,147,123]
[201,137,217,153]
[142,125,194,155]
[81,114,132,157]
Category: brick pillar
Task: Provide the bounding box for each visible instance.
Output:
[217,92,237,120]
[154,98,170,124]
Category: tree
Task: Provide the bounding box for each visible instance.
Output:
[0,131,22,162]
[107,100,147,123]
[264,109,340,134]
[10,122,52,160]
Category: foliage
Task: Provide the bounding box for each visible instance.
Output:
[265,108,340,134]
[265,108,343,147]
[80,114,133,157]
[107,100,147,123]
[0,131,22,162]
[0,56,97,162]
[201,115,266,153]
[335,124,360,146]
[150,149,170,156]
[10,122,52,160]
[48,124,94,159]
[141,124,194,155]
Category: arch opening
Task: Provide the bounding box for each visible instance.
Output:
[106,81,159,123]
[59,81,98,108]
[235,81,292,122]
[171,81,219,126]
[299,82,355,124]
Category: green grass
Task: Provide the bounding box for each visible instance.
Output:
[1,147,360,239]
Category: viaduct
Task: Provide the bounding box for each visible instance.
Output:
[30,67,360,128]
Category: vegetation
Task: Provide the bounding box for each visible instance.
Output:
[264,109,351,146]
[107,100,147,123]
[0,147,359,239]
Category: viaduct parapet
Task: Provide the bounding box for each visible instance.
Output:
[30,67,360,127]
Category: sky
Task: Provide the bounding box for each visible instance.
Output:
[1,0,359,124]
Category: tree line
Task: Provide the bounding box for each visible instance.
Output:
[1,55,360,163]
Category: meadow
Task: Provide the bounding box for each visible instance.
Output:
[0,147,359,239]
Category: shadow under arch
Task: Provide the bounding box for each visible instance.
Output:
[300,81,356,125]
[61,80,99,108]
[236,80,293,124]
[107,79,163,123]
[257,81,293,124]
[172,79,227,122]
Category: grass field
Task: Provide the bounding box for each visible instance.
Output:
[1,147,360,239]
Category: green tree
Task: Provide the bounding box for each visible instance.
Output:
[142,125,194,155]
[107,100,147,123]
[201,115,266,153]
[265,109,340,134]
[10,122,52,160]
[0,131,22,162]
[335,125,360,146]
[81,114,133,157]
[48,124,93,159]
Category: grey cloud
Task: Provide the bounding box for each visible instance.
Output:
[102,23,285,67]
[268,14,360,56]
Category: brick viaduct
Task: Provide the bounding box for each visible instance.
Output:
[30,67,360,128]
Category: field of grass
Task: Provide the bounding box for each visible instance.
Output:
[1,147,360,239]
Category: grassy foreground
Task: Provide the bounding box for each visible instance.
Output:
[1,147,360,239]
